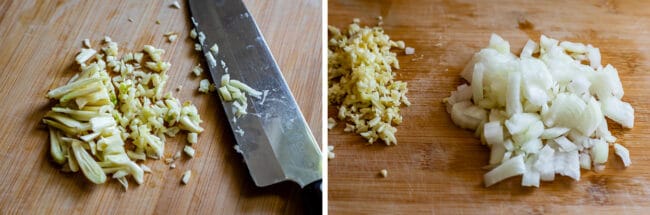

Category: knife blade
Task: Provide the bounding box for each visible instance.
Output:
[187,0,322,189]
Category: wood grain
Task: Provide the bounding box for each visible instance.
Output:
[0,0,321,214]
[328,0,650,214]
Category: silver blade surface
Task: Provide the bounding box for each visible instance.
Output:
[188,0,321,188]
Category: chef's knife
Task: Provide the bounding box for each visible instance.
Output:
[187,0,322,213]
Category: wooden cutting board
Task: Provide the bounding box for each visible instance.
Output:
[0,0,321,214]
[328,0,650,213]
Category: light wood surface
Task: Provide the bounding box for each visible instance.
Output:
[328,0,650,214]
[0,0,321,214]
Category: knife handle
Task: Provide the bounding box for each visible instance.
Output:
[302,179,322,215]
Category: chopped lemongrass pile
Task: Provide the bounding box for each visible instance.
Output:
[328,18,410,145]
[44,37,203,189]
[445,34,634,187]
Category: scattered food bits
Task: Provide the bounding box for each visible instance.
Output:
[75,48,97,64]
[218,74,263,118]
[210,44,219,56]
[327,145,335,160]
[141,164,152,173]
[128,18,134,22]
[411,54,425,62]
[168,34,178,43]
[328,19,409,145]
[194,43,202,51]
[173,151,182,160]
[184,145,195,158]
[379,169,388,178]
[343,124,355,132]
[205,52,217,68]
[165,158,174,164]
[327,117,336,130]
[190,28,197,39]
[156,20,161,24]
[234,127,245,136]
[233,145,243,154]
[614,143,631,167]
[198,79,210,93]
[134,52,144,63]
[171,1,181,9]
[170,163,176,169]
[181,170,191,184]
[188,132,198,145]
[82,39,91,48]
[192,64,203,76]
[198,32,206,45]
[176,85,183,91]
[405,47,415,55]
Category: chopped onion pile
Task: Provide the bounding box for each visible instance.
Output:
[44,37,203,189]
[445,34,634,187]
[328,18,411,145]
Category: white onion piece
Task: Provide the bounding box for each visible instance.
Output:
[614,143,631,167]
[521,138,543,154]
[484,155,526,187]
[579,152,592,170]
[506,71,522,116]
[560,41,587,53]
[595,117,617,143]
[520,40,538,58]
[541,127,570,140]
[520,58,552,106]
[590,64,623,99]
[483,121,503,146]
[488,109,507,122]
[512,120,544,144]
[554,151,580,180]
[574,97,603,136]
[471,63,485,104]
[543,93,586,128]
[489,143,506,165]
[554,136,577,152]
[586,44,602,69]
[522,156,540,187]
[600,96,634,128]
[535,145,555,181]
[488,33,510,54]
[505,113,539,135]
[451,101,487,130]
[591,139,609,164]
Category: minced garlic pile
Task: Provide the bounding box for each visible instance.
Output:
[43,37,203,189]
[328,18,410,145]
